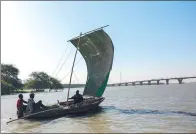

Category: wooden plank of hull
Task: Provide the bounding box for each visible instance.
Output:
[24,97,104,119]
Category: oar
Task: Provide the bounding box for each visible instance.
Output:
[6,106,65,124]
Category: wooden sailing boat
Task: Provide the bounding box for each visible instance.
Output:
[9,25,114,121]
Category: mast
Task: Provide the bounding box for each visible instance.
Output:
[66,32,82,103]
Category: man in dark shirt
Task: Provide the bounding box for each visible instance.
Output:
[69,90,84,104]
[16,94,27,118]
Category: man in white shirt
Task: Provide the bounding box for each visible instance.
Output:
[26,92,47,113]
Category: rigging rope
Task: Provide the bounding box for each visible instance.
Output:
[52,45,68,76]
[55,51,72,78]
[1,80,18,90]
[60,56,82,82]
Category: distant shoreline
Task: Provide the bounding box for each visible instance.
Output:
[2,82,195,96]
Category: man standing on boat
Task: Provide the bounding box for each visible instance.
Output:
[26,92,48,113]
[17,94,27,118]
[69,90,84,104]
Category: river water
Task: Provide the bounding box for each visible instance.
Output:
[1,83,196,133]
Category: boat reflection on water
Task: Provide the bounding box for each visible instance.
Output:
[66,106,115,133]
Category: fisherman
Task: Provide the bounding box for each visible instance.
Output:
[26,92,48,113]
[16,94,27,118]
[69,90,84,104]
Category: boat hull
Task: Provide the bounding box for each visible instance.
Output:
[24,97,104,119]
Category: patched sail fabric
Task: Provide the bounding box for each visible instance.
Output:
[70,29,114,97]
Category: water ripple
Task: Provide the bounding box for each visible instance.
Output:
[101,106,196,117]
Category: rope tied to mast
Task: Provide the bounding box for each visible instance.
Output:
[52,45,69,76]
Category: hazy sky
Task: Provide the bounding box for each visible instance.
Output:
[1,1,196,84]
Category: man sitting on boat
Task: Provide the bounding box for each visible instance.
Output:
[26,92,48,113]
[69,90,84,104]
[17,94,27,118]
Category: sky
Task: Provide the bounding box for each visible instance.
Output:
[1,1,196,84]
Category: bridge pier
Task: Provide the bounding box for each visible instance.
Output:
[125,83,128,86]
[148,81,151,85]
[166,79,169,85]
[157,80,160,85]
[178,78,183,84]
[132,82,135,86]
[118,84,121,86]
[140,82,143,86]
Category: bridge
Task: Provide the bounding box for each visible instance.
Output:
[49,76,196,91]
[107,76,196,87]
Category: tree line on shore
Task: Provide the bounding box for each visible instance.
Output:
[1,63,63,95]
